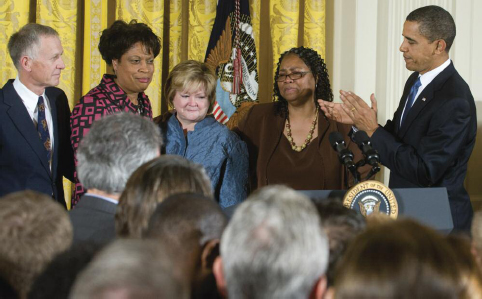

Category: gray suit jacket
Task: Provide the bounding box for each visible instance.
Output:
[69,194,117,244]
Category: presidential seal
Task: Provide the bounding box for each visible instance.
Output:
[343,180,398,219]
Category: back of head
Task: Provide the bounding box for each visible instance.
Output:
[221,185,329,299]
[116,155,213,238]
[313,199,366,287]
[0,191,72,298]
[70,239,189,299]
[8,23,58,69]
[77,112,162,194]
[472,211,482,268]
[406,5,456,51]
[445,235,482,299]
[28,242,104,299]
[145,193,227,299]
[145,192,227,251]
[335,218,464,298]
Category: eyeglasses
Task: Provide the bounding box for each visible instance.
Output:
[276,71,311,82]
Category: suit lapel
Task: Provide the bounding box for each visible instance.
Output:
[3,80,51,175]
[398,63,456,138]
[395,73,419,133]
[46,88,58,178]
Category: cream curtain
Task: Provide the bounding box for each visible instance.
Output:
[0,0,326,208]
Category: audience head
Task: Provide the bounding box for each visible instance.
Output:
[334,218,465,298]
[0,275,17,299]
[214,185,329,299]
[70,239,189,299]
[145,193,227,298]
[273,46,333,116]
[313,199,366,287]
[445,234,482,298]
[28,242,104,299]
[0,191,72,298]
[76,112,162,196]
[116,155,213,238]
[406,5,456,52]
[165,60,217,115]
[472,211,482,268]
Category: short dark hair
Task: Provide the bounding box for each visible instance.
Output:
[273,46,333,117]
[28,242,104,299]
[406,5,456,52]
[313,199,366,287]
[144,193,227,248]
[98,20,161,65]
[7,23,59,69]
[335,219,465,298]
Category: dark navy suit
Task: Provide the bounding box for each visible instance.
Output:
[69,194,117,244]
[371,63,476,230]
[0,79,74,207]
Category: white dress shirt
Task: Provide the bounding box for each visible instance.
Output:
[13,76,55,153]
[399,58,451,127]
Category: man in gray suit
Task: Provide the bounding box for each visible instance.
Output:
[69,113,162,244]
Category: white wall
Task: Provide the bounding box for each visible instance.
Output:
[329,0,482,209]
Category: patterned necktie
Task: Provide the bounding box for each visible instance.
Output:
[400,77,422,126]
[37,96,52,165]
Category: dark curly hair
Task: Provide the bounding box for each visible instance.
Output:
[273,46,333,117]
[98,20,161,65]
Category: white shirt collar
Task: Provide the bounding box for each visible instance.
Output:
[84,193,119,204]
[13,76,49,112]
[418,58,451,88]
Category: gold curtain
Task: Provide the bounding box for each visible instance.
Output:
[0,0,326,208]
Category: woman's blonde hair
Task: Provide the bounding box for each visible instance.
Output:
[164,60,217,113]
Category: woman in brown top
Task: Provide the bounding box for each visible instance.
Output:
[235,46,364,192]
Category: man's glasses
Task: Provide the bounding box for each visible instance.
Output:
[276,71,311,82]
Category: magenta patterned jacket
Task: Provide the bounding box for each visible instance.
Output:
[70,74,153,207]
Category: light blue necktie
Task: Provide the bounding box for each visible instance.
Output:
[400,77,421,126]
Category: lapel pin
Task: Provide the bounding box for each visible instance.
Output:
[422,97,426,101]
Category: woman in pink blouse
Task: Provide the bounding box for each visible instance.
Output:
[70,20,160,206]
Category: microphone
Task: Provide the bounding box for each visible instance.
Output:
[353,130,380,167]
[329,132,355,168]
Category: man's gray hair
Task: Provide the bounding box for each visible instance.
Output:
[7,23,59,69]
[220,185,329,299]
[70,239,188,299]
[77,113,162,194]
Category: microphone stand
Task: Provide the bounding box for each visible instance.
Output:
[354,159,380,181]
